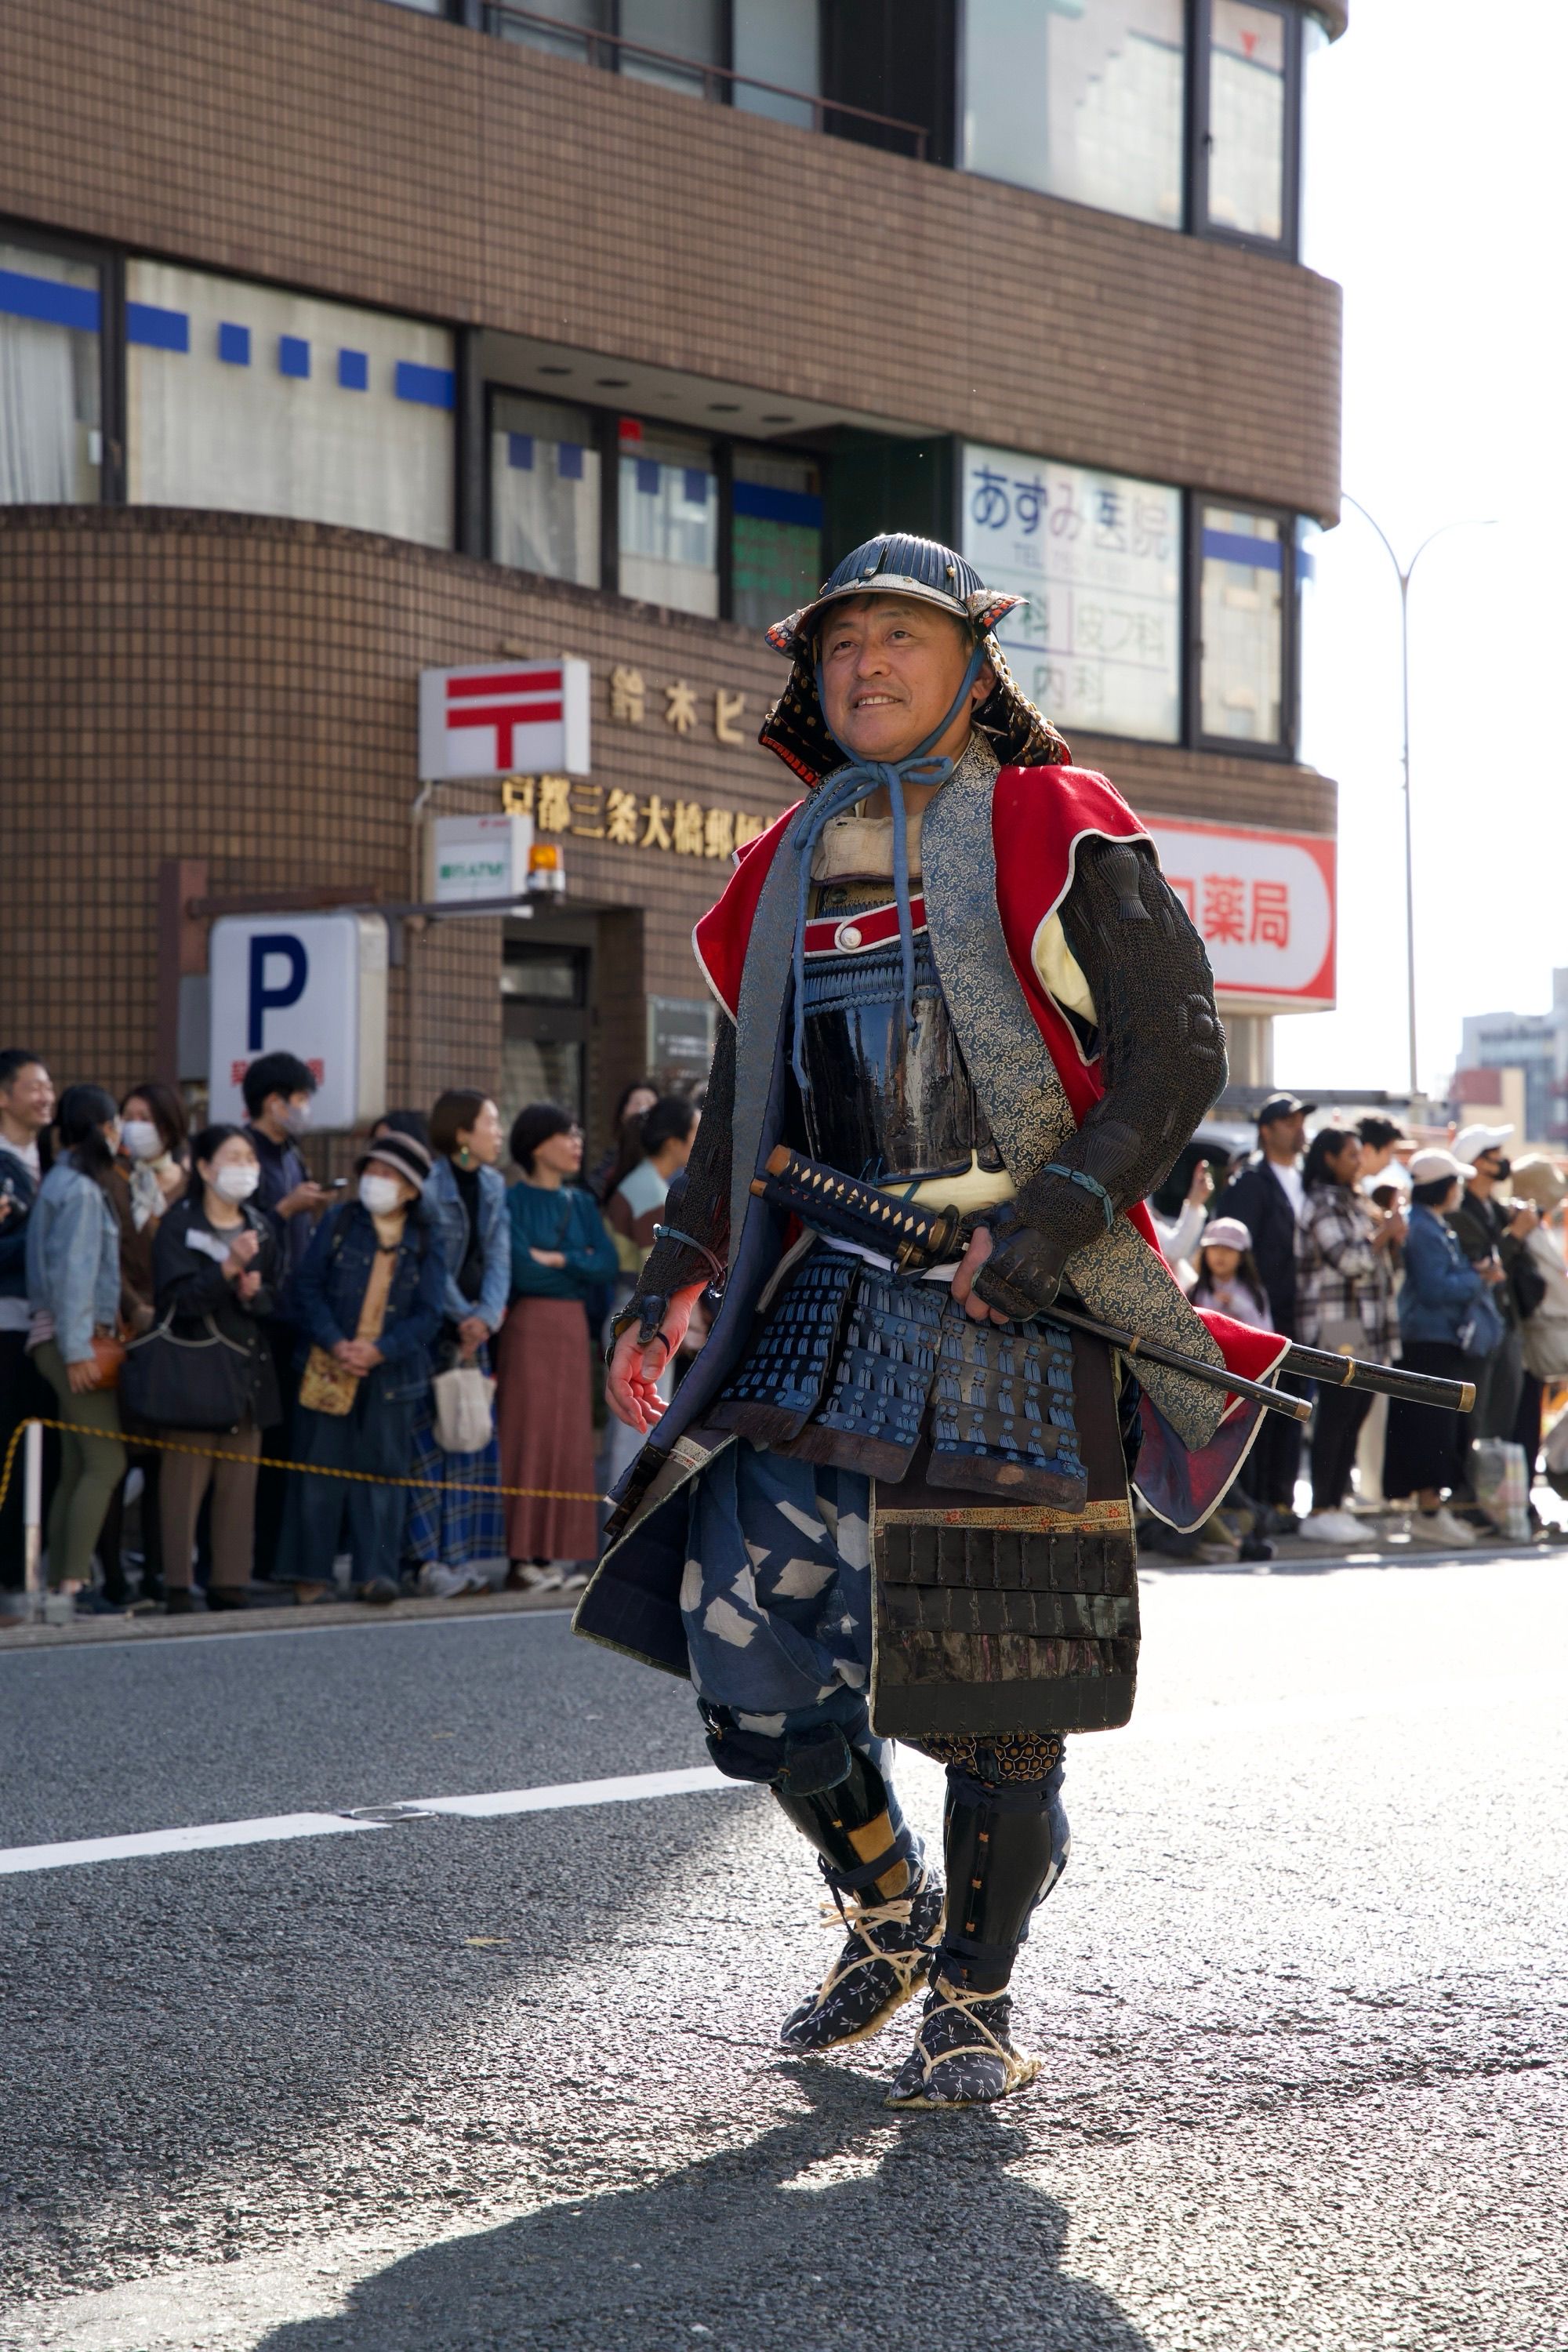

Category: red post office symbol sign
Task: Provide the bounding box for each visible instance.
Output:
[418,659,591,782]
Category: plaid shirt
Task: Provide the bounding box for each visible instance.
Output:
[1295,1181,1395,1357]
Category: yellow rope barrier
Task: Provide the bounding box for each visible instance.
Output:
[0,1417,604,1526]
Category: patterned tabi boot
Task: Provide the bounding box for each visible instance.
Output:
[773,1743,944,2053]
[886,1748,1069,2109]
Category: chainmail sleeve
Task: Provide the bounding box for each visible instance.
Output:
[977,837,1226,1314]
[624,1015,736,1329]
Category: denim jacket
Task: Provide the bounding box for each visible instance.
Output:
[290,1199,446,1406]
[25,1159,122,1363]
[422,1157,510,1334]
[1399,1203,1485,1347]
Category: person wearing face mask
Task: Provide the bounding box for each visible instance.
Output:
[95,1080,190,1602]
[149,1125,281,1611]
[241,1051,328,1582]
[1448,1124,1535,1454]
[277,1131,445,1605]
[24,1083,127,1602]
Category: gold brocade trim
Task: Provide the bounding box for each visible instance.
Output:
[872,1497,1133,1535]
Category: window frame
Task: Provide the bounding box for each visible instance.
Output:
[483,379,825,620]
[1185,492,1301,763]
[0,215,122,503]
[1189,0,1303,256]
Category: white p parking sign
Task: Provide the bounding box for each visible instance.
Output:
[207,913,389,1130]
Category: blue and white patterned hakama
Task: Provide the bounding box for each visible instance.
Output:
[680,1441,875,1729]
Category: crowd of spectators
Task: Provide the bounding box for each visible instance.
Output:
[0,1044,700,1617]
[1163,1091,1568,1557]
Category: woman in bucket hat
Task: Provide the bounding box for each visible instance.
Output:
[579,532,1287,2107]
[275,1129,446,1605]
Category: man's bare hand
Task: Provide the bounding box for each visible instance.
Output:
[606,1283,705,1431]
[279,1181,327,1219]
[949,1224,1009,1325]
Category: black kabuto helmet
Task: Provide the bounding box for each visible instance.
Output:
[759,530,1070,786]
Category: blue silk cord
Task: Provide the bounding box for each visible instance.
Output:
[790,641,989,1092]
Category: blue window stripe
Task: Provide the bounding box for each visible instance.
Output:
[507,432,535,470]
[338,347,368,391]
[733,478,823,530]
[682,467,711,506]
[394,360,455,409]
[278,335,310,379]
[217,322,250,366]
[127,300,190,352]
[557,440,583,481]
[0,268,100,333]
[634,457,661,496]
[1203,526,1282,573]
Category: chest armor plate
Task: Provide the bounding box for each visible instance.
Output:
[794,930,1003,1184]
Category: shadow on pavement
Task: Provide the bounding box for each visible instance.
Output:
[255,2061,1152,2352]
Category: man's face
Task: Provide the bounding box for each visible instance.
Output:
[1472,1149,1506,1188]
[0,1062,54,1135]
[1261,1111,1305,1160]
[816,595,987,764]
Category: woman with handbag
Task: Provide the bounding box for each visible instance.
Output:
[1294,1127,1403,1546]
[1384,1148,1502,1547]
[276,1130,446,1606]
[408,1089,510,1599]
[495,1102,617,1590]
[24,1083,126,1601]
[147,1124,280,1612]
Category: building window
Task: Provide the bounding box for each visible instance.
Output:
[0,237,102,503]
[734,0,820,128]
[618,0,724,96]
[960,441,1182,744]
[495,0,609,64]
[491,392,601,585]
[731,447,823,630]
[1199,506,1285,744]
[961,0,1186,230]
[618,420,718,616]
[125,262,454,546]
[1205,1,1290,242]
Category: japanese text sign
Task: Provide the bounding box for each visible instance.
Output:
[1145,818,1335,1011]
[960,443,1181,743]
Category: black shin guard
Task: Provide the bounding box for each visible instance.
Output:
[933,1763,1069,1994]
[774,1742,920,1900]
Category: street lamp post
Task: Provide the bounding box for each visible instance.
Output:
[1341,495,1497,1099]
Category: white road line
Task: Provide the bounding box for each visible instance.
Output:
[7,1669,1568,1882]
[0,1766,735,1878]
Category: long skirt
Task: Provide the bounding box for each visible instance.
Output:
[495,1294,600,1563]
[405,1341,506,1570]
[1384,1340,1471,1501]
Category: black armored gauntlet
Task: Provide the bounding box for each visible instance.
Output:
[611,1019,737,1356]
[972,836,1225,1320]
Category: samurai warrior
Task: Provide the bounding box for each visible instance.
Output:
[577,533,1287,2107]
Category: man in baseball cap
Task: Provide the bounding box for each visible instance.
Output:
[1446,1124,1534,1449]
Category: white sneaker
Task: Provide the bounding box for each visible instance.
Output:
[418,1563,468,1598]
[1408,1508,1477,1548]
[514,1562,564,1592]
[1298,1509,1363,1546]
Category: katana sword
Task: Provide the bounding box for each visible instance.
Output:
[749,1147,1308,1425]
[749,1145,1474,1418]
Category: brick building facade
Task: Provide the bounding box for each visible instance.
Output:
[0,0,1345,1155]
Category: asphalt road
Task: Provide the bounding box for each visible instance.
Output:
[2,1554,1565,2352]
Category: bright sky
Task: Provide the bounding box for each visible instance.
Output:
[1275,0,1564,1101]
